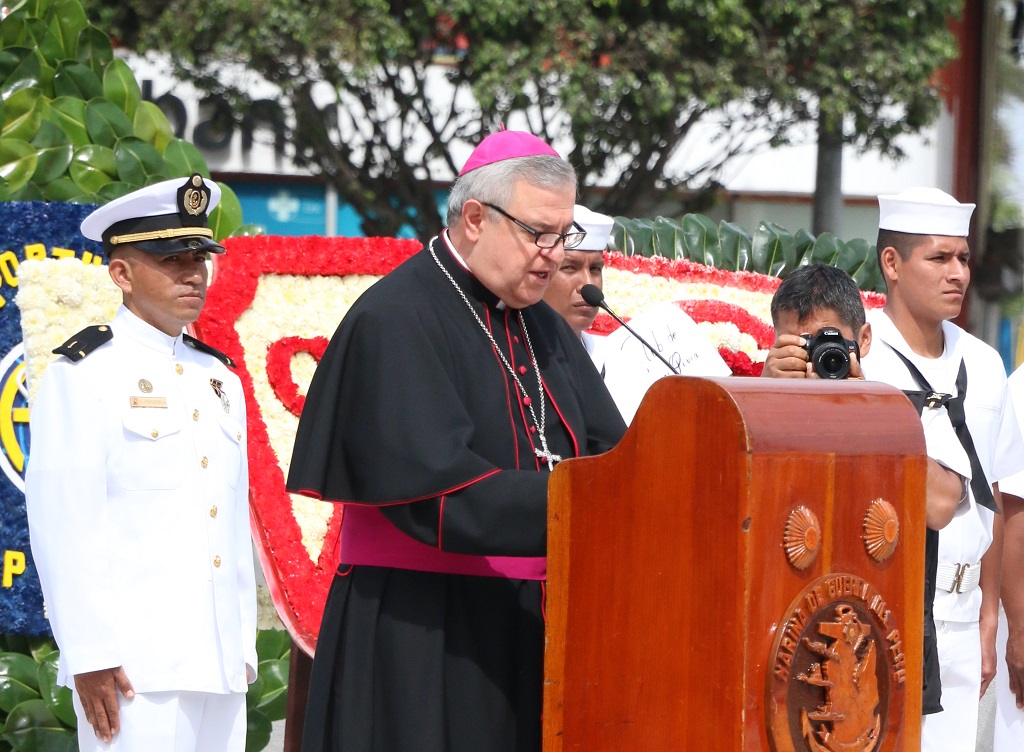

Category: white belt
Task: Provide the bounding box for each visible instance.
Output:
[936,562,981,594]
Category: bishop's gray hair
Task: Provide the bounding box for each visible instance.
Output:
[446,155,577,227]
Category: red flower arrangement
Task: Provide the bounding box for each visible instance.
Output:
[194,236,882,653]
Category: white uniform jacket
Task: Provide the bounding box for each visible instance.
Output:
[26,306,257,694]
[862,309,1024,623]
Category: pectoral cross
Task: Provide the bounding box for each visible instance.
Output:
[535,444,563,471]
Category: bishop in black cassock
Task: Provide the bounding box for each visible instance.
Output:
[287,131,626,752]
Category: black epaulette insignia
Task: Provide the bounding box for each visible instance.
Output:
[52,325,113,362]
[183,334,235,368]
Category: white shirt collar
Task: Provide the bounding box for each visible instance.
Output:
[114,305,182,357]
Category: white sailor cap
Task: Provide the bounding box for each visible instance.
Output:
[573,204,614,251]
[81,173,225,255]
[877,187,975,238]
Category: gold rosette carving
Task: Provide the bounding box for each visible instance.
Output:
[784,506,821,570]
[863,499,899,563]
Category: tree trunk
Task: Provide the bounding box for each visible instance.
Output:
[812,110,844,236]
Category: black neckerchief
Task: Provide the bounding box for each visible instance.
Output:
[887,343,997,513]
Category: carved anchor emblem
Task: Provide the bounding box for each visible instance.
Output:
[797,605,881,752]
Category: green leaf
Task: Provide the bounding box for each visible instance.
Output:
[31,121,73,184]
[0,138,39,196]
[717,220,752,271]
[791,227,816,267]
[69,143,116,193]
[114,137,164,185]
[0,653,41,713]
[1,699,76,752]
[609,216,654,257]
[681,213,720,266]
[10,182,44,201]
[161,139,210,178]
[649,216,686,261]
[0,15,27,48]
[96,180,134,201]
[36,654,75,729]
[1,87,42,141]
[256,629,292,662]
[102,58,141,120]
[244,707,272,752]
[208,183,243,241]
[255,656,289,721]
[47,0,89,59]
[133,101,174,153]
[84,99,133,148]
[49,96,89,146]
[808,232,841,266]
[751,221,789,277]
[0,47,42,100]
[53,61,102,100]
[75,25,113,78]
[41,176,84,201]
[9,18,63,66]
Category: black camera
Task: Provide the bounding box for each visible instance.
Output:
[802,327,860,379]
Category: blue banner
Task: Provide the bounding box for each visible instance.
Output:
[0,202,103,635]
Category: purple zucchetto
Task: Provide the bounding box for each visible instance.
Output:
[458,130,560,176]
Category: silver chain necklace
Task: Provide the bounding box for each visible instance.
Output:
[429,240,562,470]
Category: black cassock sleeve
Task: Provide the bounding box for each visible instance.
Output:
[379,323,626,558]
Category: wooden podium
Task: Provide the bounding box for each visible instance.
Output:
[544,376,926,752]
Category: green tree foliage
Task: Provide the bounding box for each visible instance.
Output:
[86,0,960,239]
[0,0,243,238]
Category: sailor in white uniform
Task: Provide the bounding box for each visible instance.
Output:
[543,203,613,373]
[860,187,1024,750]
[26,174,257,751]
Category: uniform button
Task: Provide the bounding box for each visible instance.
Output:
[236,432,242,441]
[151,429,159,438]
[513,336,520,344]
[518,366,527,375]
[175,364,184,375]
[201,456,209,468]
[523,396,531,406]
[193,409,199,421]
[529,425,537,434]
[213,555,221,568]
[209,505,218,518]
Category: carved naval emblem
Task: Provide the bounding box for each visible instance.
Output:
[767,574,906,752]
[797,605,881,752]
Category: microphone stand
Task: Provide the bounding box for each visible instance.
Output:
[581,285,680,375]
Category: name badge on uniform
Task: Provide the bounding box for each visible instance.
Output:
[129,396,168,408]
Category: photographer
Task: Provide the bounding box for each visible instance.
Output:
[761,259,969,725]
[860,188,1024,750]
[761,263,871,379]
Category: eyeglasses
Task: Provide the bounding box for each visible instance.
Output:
[482,202,587,250]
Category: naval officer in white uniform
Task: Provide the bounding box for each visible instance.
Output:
[860,187,1024,750]
[25,174,257,751]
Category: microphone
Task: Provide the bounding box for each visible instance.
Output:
[581,284,680,375]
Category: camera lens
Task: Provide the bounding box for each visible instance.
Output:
[812,343,851,379]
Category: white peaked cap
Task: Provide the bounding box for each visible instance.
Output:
[573,204,614,251]
[877,187,975,237]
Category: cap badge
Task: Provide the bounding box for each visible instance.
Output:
[138,378,153,393]
[180,174,210,218]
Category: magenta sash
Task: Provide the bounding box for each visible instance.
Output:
[339,504,546,580]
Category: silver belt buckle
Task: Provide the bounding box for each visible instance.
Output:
[948,562,970,594]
